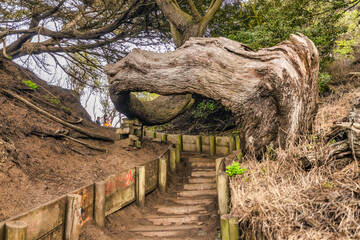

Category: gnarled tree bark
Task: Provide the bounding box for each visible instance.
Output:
[105,34,319,153]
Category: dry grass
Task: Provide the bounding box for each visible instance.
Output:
[229,140,360,239]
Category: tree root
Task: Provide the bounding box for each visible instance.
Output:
[31,130,108,152]
[3,89,114,142]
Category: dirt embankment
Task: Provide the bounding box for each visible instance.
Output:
[0,58,169,221]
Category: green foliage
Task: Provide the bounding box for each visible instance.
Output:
[232,130,239,136]
[22,80,38,91]
[209,0,348,68]
[333,10,360,60]
[318,72,332,93]
[192,99,217,118]
[226,161,247,177]
[44,94,60,105]
[322,181,334,189]
[62,106,71,115]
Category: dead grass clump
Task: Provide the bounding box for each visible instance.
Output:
[229,141,360,239]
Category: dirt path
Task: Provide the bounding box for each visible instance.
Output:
[80,152,220,240]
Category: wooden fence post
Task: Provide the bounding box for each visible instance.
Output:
[210,135,216,156]
[152,132,156,139]
[136,166,146,208]
[94,181,106,227]
[158,156,167,194]
[216,157,225,174]
[217,172,229,216]
[220,216,230,240]
[229,136,235,152]
[196,135,202,153]
[175,144,181,166]
[178,135,183,151]
[162,134,167,142]
[169,148,176,174]
[235,135,240,150]
[65,194,82,240]
[229,216,239,240]
[5,221,27,240]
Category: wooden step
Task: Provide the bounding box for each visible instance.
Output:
[136,230,193,238]
[190,162,216,168]
[184,183,216,190]
[130,224,202,232]
[156,205,207,214]
[187,157,214,163]
[188,178,216,184]
[177,189,217,197]
[191,171,216,177]
[167,197,215,205]
[144,214,209,226]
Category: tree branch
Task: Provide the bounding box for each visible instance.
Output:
[186,0,202,22]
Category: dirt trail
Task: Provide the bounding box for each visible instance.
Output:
[80,152,221,240]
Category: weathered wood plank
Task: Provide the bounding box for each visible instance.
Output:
[72,183,94,226]
[104,168,136,216]
[105,185,136,216]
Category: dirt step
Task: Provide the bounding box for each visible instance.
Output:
[188,178,216,184]
[166,197,215,205]
[136,230,196,238]
[130,224,202,232]
[144,214,209,226]
[190,162,216,168]
[191,167,216,172]
[184,183,216,190]
[156,205,207,214]
[177,189,217,197]
[187,157,214,163]
[191,171,216,177]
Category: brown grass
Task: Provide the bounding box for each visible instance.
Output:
[229,89,360,239]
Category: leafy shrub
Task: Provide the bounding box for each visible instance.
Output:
[226,161,247,177]
[22,80,38,91]
[318,72,333,93]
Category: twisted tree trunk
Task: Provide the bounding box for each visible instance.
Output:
[105,34,319,153]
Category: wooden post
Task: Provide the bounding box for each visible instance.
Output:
[94,181,106,227]
[229,136,235,152]
[158,156,167,194]
[229,216,239,240]
[210,135,216,156]
[5,221,27,240]
[136,166,146,208]
[152,132,156,139]
[178,135,183,151]
[217,172,229,216]
[220,216,230,240]
[162,134,167,142]
[65,194,82,240]
[169,148,176,174]
[143,129,146,136]
[235,135,240,150]
[175,144,181,166]
[216,157,225,174]
[196,135,202,153]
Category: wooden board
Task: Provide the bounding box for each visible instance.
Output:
[104,168,136,216]
[105,185,136,216]
[182,135,197,152]
[216,136,230,155]
[145,174,158,194]
[72,184,94,226]
[0,196,67,240]
[166,134,179,144]
[38,223,64,240]
[143,159,159,194]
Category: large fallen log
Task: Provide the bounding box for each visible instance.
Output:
[105,34,319,153]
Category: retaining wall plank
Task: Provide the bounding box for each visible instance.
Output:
[182,135,197,152]
[145,174,158,194]
[143,159,159,194]
[216,136,230,155]
[104,168,136,216]
[166,134,178,144]
[72,184,94,226]
[0,196,68,240]
[38,223,64,240]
